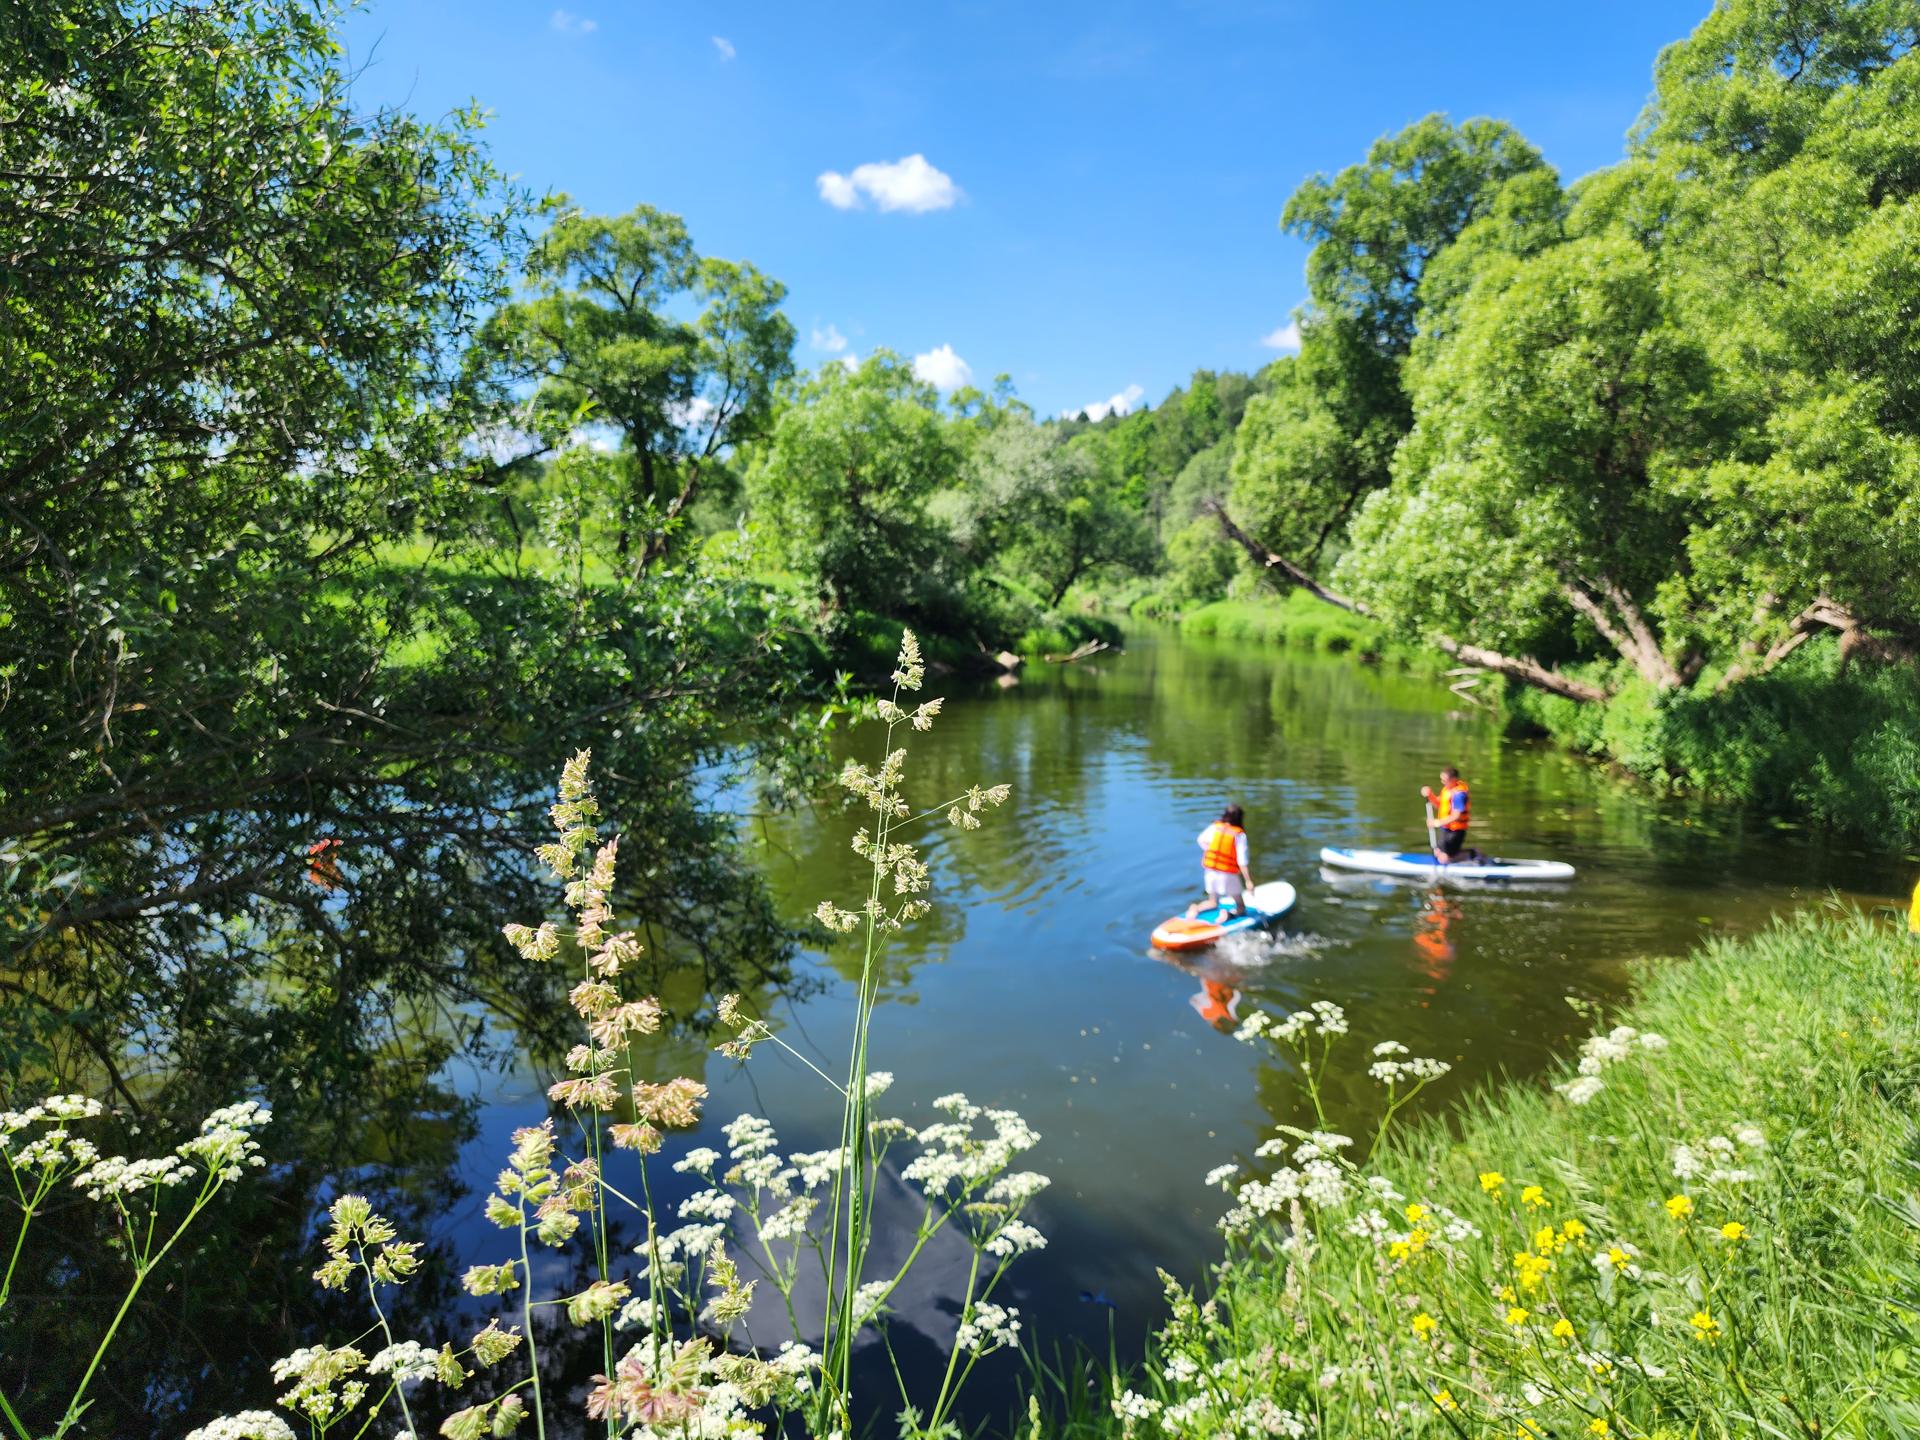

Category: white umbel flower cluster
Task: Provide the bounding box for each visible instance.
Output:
[954,1300,1020,1355]
[184,1412,296,1440]
[1556,1022,1669,1105]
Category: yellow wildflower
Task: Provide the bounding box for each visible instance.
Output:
[1405,1202,1429,1224]
[1561,1217,1589,1241]
[1479,1171,1506,1194]
[1720,1220,1747,1241]
[1534,1224,1562,1254]
[1497,1284,1517,1303]
[1605,1245,1632,1272]
[1411,1312,1438,1339]
[1589,1423,1610,1437]
[1690,1309,1721,1342]
[1665,1194,1694,1221]
[1551,1318,1576,1341]
[1521,1185,1548,1209]
[1504,1305,1530,1327]
[1519,1422,1545,1438]
[1513,1250,1552,1291]
[1432,1389,1458,1413]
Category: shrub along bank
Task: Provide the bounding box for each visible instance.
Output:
[1512,639,1920,856]
[1037,908,1920,1438]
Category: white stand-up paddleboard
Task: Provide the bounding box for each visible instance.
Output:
[1151,880,1298,951]
[1319,846,1575,882]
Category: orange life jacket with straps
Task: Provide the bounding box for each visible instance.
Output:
[1201,822,1245,872]
[1430,780,1471,832]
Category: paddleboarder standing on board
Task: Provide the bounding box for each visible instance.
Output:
[1187,803,1254,918]
[1421,766,1484,866]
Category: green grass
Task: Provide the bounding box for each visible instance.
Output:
[1032,907,1920,1438]
[1175,592,1423,666]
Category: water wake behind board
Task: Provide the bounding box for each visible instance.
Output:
[1318,846,1574,882]
[1151,880,1297,952]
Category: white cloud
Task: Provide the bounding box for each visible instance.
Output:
[809,323,849,354]
[815,154,962,213]
[1261,319,1302,352]
[1064,383,1145,423]
[817,172,860,209]
[835,353,860,373]
[712,35,735,60]
[550,9,597,34]
[913,343,973,391]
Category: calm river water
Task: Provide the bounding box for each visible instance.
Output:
[437,626,1906,1419]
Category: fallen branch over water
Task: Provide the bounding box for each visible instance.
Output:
[1202,500,1610,704]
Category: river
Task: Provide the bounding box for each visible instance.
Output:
[429,624,1906,1425]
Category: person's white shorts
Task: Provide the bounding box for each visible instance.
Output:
[1204,871,1245,900]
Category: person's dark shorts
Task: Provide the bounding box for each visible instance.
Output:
[1434,827,1466,859]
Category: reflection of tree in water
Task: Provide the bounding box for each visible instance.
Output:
[0,841,820,1437]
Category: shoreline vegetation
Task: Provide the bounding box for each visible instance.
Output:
[1154,592,1920,856]
[1031,906,1920,1438]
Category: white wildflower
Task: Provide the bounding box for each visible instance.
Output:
[1204,1163,1239,1189]
[984,1220,1047,1257]
[366,1341,436,1384]
[722,1113,778,1158]
[954,1301,1020,1355]
[1111,1390,1162,1421]
[1558,1075,1606,1106]
[185,1413,297,1440]
[758,1196,815,1243]
[678,1189,736,1222]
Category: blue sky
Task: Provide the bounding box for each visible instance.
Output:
[343,1,1707,419]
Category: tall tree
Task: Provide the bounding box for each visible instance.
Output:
[481,204,794,566]
[1228,117,1556,570]
[746,354,963,618]
[961,419,1155,607]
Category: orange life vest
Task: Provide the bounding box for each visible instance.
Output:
[1430,780,1471,832]
[1201,822,1245,873]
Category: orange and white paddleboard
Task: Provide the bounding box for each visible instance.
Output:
[1150,880,1296,951]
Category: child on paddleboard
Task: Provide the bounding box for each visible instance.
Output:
[1188,803,1254,917]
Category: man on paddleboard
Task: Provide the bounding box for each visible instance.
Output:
[1421,766,1484,866]
[1187,803,1254,917]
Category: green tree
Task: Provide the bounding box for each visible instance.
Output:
[746,353,963,617]
[1336,234,1721,688]
[481,204,794,565]
[1227,117,1555,571]
[960,419,1156,607]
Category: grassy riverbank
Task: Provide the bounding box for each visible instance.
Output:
[1035,908,1920,1438]
[1174,593,1412,666]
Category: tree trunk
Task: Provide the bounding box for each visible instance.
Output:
[1562,578,1683,689]
[1204,500,1610,705]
